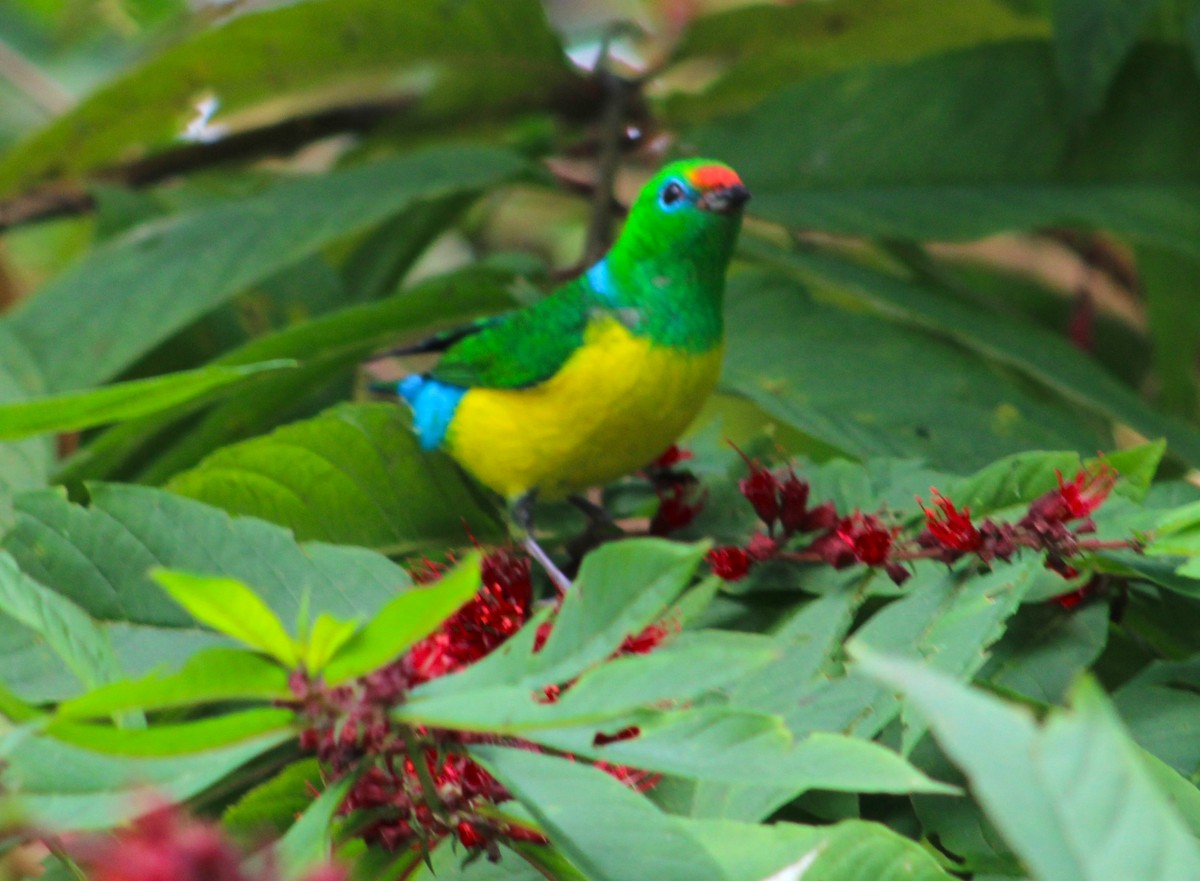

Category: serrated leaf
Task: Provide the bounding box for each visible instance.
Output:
[167,402,503,552]
[275,774,355,880]
[0,360,294,441]
[153,569,298,664]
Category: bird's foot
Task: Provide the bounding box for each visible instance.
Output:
[523,535,573,594]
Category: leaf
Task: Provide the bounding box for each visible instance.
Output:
[56,647,291,720]
[0,360,294,441]
[471,746,727,881]
[721,271,1107,470]
[275,774,355,881]
[153,569,299,665]
[45,708,294,756]
[0,551,121,691]
[1051,0,1163,117]
[858,652,1200,881]
[667,0,1046,122]
[692,42,1200,255]
[223,758,324,842]
[0,324,52,533]
[303,614,360,674]
[6,146,528,391]
[0,0,575,193]
[166,402,503,552]
[0,728,289,831]
[1139,246,1200,421]
[322,553,482,683]
[745,241,1200,466]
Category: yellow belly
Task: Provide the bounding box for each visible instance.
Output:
[446,318,723,500]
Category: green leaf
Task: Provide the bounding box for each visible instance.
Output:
[275,774,355,881]
[0,551,121,691]
[667,0,1046,122]
[721,271,1106,470]
[0,360,294,441]
[303,614,360,675]
[1140,246,1200,421]
[1,727,289,831]
[0,324,52,533]
[153,569,299,665]
[6,146,528,391]
[1051,0,1163,117]
[167,402,503,552]
[693,42,1200,254]
[223,758,324,842]
[56,647,291,720]
[471,746,727,881]
[0,0,574,194]
[45,708,293,756]
[858,652,1200,881]
[322,553,482,683]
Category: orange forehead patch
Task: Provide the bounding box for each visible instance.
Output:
[685,164,743,191]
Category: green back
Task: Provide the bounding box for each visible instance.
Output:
[431,158,744,390]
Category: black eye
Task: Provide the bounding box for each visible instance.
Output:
[661,181,684,205]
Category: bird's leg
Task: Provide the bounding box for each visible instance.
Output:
[513,491,573,594]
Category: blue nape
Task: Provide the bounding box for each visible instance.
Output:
[398,376,466,451]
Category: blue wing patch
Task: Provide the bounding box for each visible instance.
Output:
[398,375,467,451]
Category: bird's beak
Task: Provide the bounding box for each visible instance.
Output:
[700,184,751,215]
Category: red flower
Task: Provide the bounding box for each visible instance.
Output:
[707,546,752,581]
[650,478,706,535]
[919,490,981,552]
[746,532,778,561]
[650,444,693,469]
[1025,464,1117,525]
[817,513,897,567]
[778,473,811,533]
[738,463,781,526]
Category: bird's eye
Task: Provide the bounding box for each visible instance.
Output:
[661,181,685,206]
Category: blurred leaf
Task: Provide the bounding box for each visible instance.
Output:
[1051,0,1163,116]
[322,552,481,684]
[276,774,355,881]
[0,727,289,831]
[860,653,1200,881]
[45,708,293,756]
[1140,246,1200,420]
[223,758,323,842]
[721,271,1107,470]
[0,0,576,193]
[6,146,528,391]
[166,402,503,552]
[694,43,1200,253]
[667,0,1046,121]
[153,569,299,665]
[56,647,290,720]
[0,551,120,690]
[0,325,51,532]
[0,359,293,440]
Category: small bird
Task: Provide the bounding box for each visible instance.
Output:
[392,158,750,589]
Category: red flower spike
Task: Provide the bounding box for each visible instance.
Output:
[778,473,811,534]
[807,531,856,569]
[739,466,781,526]
[1056,464,1117,519]
[885,562,912,586]
[456,821,486,849]
[707,546,752,581]
[1053,584,1093,610]
[651,479,706,535]
[746,532,778,561]
[594,726,641,746]
[919,490,982,553]
[834,513,897,566]
[801,501,839,532]
[651,444,693,469]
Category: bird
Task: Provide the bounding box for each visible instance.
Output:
[389,158,750,590]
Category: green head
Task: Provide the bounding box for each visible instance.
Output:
[614,158,751,269]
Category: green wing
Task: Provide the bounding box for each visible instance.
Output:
[430,279,595,390]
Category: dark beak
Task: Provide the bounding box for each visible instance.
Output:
[701,184,751,215]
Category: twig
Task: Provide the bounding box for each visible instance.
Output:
[582,28,634,265]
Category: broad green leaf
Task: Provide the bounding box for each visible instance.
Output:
[745,242,1200,466]
[45,708,293,756]
[0,0,574,193]
[666,0,1046,122]
[0,551,120,691]
[276,774,355,881]
[693,43,1200,254]
[0,324,51,532]
[303,614,360,674]
[472,746,727,881]
[859,652,1200,881]
[1051,0,1163,116]
[0,360,294,441]
[223,758,324,842]
[721,271,1105,470]
[322,553,482,684]
[1140,246,1200,421]
[153,569,298,665]
[0,728,289,831]
[1113,658,1200,776]
[56,647,291,720]
[7,146,528,391]
[167,403,503,552]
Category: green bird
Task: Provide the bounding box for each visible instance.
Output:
[394,158,750,588]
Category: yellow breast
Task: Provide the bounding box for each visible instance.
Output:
[445,317,723,500]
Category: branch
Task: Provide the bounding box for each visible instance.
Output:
[0,95,417,233]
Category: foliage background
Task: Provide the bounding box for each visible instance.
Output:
[1,0,1200,879]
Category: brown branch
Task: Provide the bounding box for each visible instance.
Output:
[0,95,418,233]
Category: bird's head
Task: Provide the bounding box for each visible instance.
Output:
[621,158,750,261]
